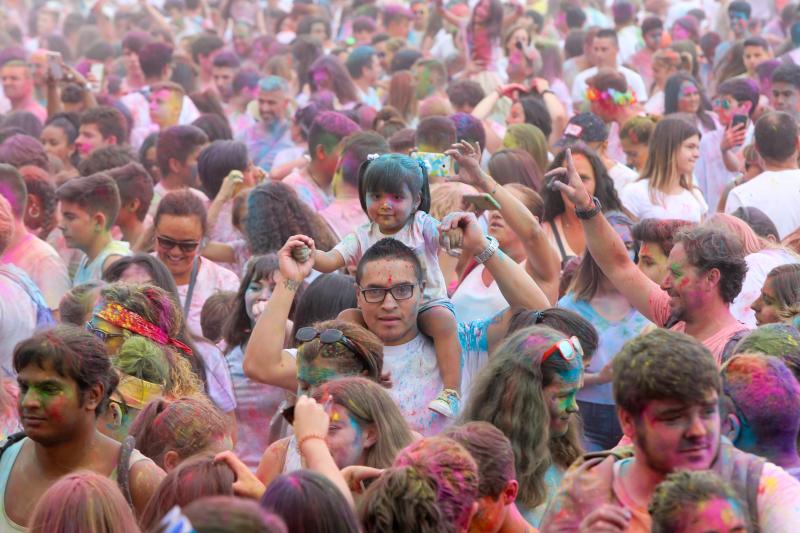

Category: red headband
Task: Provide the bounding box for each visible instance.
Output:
[96,303,193,356]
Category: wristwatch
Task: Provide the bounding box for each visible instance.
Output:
[575,196,602,220]
[475,236,499,264]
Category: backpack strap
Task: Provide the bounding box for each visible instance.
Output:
[0,432,26,459]
[116,435,136,508]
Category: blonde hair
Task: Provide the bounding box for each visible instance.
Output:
[430,182,478,220]
[28,471,140,533]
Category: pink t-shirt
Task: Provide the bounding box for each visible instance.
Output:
[648,287,750,365]
[283,169,332,211]
[176,256,240,337]
[0,233,70,310]
[318,198,369,240]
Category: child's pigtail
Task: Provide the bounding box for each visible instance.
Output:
[416,158,432,214]
[358,154,379,214]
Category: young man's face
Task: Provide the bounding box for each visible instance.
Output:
[58,200,99,252]
[713,94,748,127]
[212,66,236,100]
[743,45,770,75]
[626,391,721,474]
[1,65,33,102]
[18,359,97,446]
[637,241,670,285]
[149,89,183,129]
[772,81,800,115]
[644,28,663,51]
[75,123,113,157]
[592,37,618,68]
[729,11,749,37]
[356,258,422,346]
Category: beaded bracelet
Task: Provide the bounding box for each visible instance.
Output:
[297,434,327,457]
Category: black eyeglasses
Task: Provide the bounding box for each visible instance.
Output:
[85,321,127,342]
[295,327,358,353]
[156,235,201,253]
[358,283,416,304]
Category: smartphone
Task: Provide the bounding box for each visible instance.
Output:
[413,151,453,180]
[89,63,105,93]
[731,114,748,130]
[463,193,502,211]
[45,51,62,81]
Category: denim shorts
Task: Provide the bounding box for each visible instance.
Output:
[578,400,623,452]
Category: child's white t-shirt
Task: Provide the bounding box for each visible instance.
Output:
[333,211,447,302]
[620,179,708,223]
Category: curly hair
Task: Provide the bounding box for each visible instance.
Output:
[459,325,581,509]
[245,182,336,255]
[674,225,747,304]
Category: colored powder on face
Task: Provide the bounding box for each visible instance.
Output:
[670,262,684,280]
[297,364,338,388]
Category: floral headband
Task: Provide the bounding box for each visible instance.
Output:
[96,303,193,356]
[586,86,637,107]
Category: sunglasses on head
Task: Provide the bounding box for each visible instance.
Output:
[295,327,359,353]
[156,235,201,253]
[541,336,584,364]
[85,321,127,342]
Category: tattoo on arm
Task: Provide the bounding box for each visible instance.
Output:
[284,279,302,292]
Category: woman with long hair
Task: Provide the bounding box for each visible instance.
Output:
[257,377,414,487]
[387,71,419,126]
[460,325,587,527]
[751,264,800,327]
[487,148,543,191]
[222,255,294,470]
[542,144,624,265]
[705,213,800,328]
[620,117,707,222]
[644,49,690,115]
[503,123,549,174]
[308,55,360,109]
[663,73,718,134]
[558,212,651,451]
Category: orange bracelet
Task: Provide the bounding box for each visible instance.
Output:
[297,434,326,456]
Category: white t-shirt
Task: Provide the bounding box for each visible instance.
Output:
[571,66,648,107]
[731,248,800,328]
[176,256,240,337]
[195,339,237,414]
[725,169,800,240]
[0,275,37,377]
[620,179,708,223]
[607,162,639,195]
[451,264,508,324]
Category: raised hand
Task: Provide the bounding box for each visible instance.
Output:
[545,149,593,210]
[278,235,315,283]
[445,141,491,191]
[440,211,488,258]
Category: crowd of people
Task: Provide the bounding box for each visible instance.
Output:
[2,0,800,531]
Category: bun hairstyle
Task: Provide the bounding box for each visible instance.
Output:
[357,153,431,215]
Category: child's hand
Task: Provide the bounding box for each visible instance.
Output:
[440,211,488,258]
[445,141,492,192]
[278,235,315,283]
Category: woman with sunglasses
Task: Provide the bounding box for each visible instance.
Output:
[460,325,588,528]
[154,191,240,338]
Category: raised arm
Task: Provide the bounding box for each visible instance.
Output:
[312,247,346,273]
[447,142,561,303]
[548,149,659,320]
[243,235,315,390]
[440,211,550,312]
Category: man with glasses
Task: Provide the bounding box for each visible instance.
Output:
[542,330,800,531]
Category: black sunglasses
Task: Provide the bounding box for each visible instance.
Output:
[85,321,126,342]
[295,327,358,353]
[156,235,201,253]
